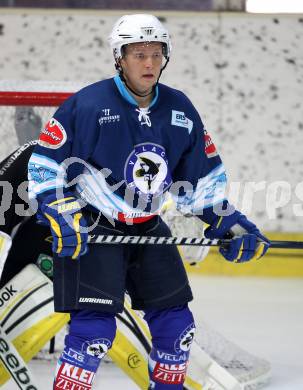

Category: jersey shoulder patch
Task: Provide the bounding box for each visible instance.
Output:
[38,118,67,149]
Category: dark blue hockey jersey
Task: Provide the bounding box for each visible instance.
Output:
[28,75,227,221]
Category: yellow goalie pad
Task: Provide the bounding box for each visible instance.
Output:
[108,329,149,389]
[0,264,69,385]
[0,312,69,385]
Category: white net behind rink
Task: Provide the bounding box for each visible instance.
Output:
[0,80,271,389]
[0,80,88,159]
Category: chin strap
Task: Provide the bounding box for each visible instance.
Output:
[115,57,169,99]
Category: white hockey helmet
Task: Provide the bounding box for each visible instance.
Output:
[109,14,172,61]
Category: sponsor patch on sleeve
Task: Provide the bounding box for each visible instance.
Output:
[204,129,218,158]
[38,118,67,149]
[171,110,193,134]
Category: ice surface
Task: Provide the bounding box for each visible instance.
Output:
[2,275,303,389]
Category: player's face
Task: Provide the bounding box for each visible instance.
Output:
[120,42,163,95]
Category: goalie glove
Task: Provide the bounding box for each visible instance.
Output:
[40,192,88,260]
[204,210,270,263]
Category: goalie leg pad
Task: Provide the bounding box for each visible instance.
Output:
[144,304,195,389]
[54,310,116,390]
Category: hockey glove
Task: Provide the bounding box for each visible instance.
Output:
[40,193,88,259]
[204,211,270,262]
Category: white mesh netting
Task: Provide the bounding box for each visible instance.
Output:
[0,80,87,159]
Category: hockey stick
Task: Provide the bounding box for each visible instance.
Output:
[88,234,303,250]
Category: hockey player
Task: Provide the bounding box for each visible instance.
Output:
[0,142,211,390]
[27,14,270,390]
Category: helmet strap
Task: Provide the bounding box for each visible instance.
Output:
[156,57,169,83]
[161,57,169,73]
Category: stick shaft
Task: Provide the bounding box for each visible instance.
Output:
[88,235,219,246]
[88,235,303,250]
